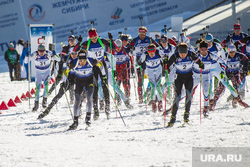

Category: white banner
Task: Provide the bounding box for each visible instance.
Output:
[0,0,221,56]
[29,24,54,79]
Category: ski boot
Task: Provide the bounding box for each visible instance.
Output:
[38,108,51,119]
[116,94,122,106]
[209,99,216,111]
[158,101,163,112]
[236,96,249,108]
[167,116,176,127]
[152,101,157,113]
[232,98,237,108]
[227,94,233,102]
[85,112,91,126]
[105,105,110,120]
[139,97,143,104]
[238,91,245,100]
[68,116,79,130]
[93,108,99,121]
[203,106,209,118]
[42,97,47,108]
[99,99,104,111]
[125,100,133,109]
[32,101,39,112]
[183,112,190,123]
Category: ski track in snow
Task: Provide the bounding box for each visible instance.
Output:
[0,71,250,167]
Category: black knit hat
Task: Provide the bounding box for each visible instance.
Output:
[199,41,208,48]
[78,49,87,59]
[178,43,188,54]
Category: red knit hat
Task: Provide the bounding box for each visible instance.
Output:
[88,28,98,38]
[138,26,147,34]
[234,24,241,30]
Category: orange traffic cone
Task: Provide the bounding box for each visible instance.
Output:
[0,101,9,110]
[7,99,16,107]
[14,96,22,103]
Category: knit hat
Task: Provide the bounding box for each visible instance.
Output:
[178,43,188,54]
[199,41,208,48]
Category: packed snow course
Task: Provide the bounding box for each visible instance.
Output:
[1,6,250,167]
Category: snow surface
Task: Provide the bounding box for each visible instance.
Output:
[1,3,250,167]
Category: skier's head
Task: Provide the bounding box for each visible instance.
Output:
[228,44,236,58]
[233,24,241,35]
[37,44,45,51]
[199,41,208,57]
[155,34,160,39]
[159,35,168,48]
[17,39,24,45]
[138,26,147,40]
[120,34,129,46]
[68,35,76,46]
[178,43,188,59]
[8,43,14,51]
[205,33,213,47]
[88,28,98,43]
[60,45,68,56]
[160,34,168,43]
[37,44,46,56]
[78,49,87,64]
[147,44,156,57]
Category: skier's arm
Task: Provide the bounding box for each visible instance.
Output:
[190,51,204,69]
[4,51,10,63]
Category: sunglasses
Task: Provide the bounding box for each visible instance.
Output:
[200,48,207,51]
[121,36,128,41]
[38,50,45,52]
[147,48,156,53]
[90,36,98,40]
[79,59,86,62]
[79,53,86,56]
[160,39,168,43]
[71,52,77,55]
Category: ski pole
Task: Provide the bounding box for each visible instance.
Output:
[27,42,31,109]
[104,83,126,126]
[139,65,147,112]
[200,68,202,124]
[164,64,167,127]
[63,86,74,121]
[109,33,117,117]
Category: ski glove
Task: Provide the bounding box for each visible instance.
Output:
[52,50,56,56]
[163,58,168,65]
[220,71,225,79]
[77,35,82,43]
[199,62,205,69]
[114,70,118,79]
[108,33,113,40]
